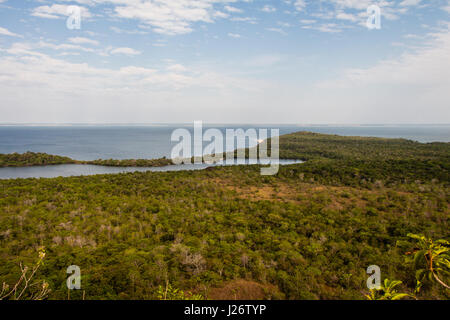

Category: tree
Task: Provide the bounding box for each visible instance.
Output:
[365,279,411,300]
[399,234,450,289]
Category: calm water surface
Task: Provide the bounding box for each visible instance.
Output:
[0,160,302,180]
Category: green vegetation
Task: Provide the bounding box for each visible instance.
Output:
[365,279,412,300]
[278,131,450,161]
[84,157,173,167]
[0,132,448,300]
[399,234,450,290]
[0,152,75,167]
[0,152,173,168]
[157,281,203,300]
[365,234,450,300]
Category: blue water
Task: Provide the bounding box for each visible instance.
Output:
[0,160,302,179]
[0,125,448,161]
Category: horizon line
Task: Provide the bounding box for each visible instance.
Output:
[1,123,450,126]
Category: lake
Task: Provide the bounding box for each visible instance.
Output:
[0,160,303,179]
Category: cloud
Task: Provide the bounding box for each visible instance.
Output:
[167,64,187,72]
[230,16,257,24]
[312,25,450,122]
[0,41,269,123]
[336,12,358,22]
[316,0,416,26]
[108,0,243,35]
[302,23,342,33]
[266,28,287,36]
[399,0,422,6]
[294,0,306,11]
[325,27,450,88]
[224,5,242,13]
[300,19,316,24]
[227,32,241,38]
[68,37,99,46]
[110,47,142,56]
[31,4,91,19]
[0,27,21,37]
[261,5,276,13]
[110,26,149,35]
[37,41,95,53]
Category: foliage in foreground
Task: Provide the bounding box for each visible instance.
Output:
[365,279,412,300]
[0,247,50,300]
[399,234,450,290]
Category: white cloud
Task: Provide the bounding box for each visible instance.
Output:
[108,0,244,35]
[0,42,268,123]
[302,23,342,33]
[294,0,306,11]
[167,64,187,72]
[298,0,424,30]
[230,16,257,24]
[326,0,377,11]
[300,19,316,24]
[110,47,142,56]
[37,41,95,53]
[261,5,276,13]
[213,11,229,19]
[0,27,21,37]
[110,26,148,35]
[68,37,99,46]
[336,12,358,22]
[227,32,241,38]
[31,4,92,19]
[326,28,450,88]
[224,5,242,13]
[400,0,422,6]
[266,28,287,36]
[312,25,450,123]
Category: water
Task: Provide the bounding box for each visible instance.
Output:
[0,160,302,180]
[0,124,448,179]
[0,125,448,161]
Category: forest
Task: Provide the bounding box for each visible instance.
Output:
[0,132,448,300]
[0,152,173,168]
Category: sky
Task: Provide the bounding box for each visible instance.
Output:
[0,0,449,124]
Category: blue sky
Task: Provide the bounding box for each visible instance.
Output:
[0,0,449,124]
